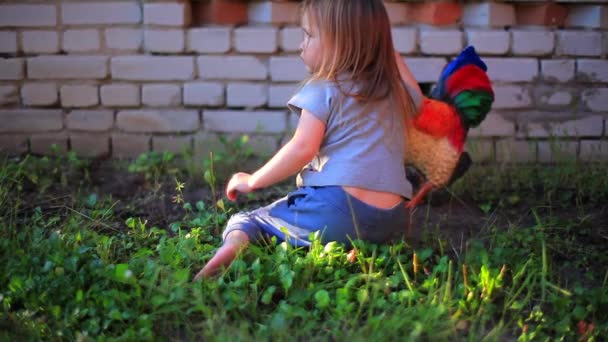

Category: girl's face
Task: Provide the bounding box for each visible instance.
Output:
[300,12,322,73]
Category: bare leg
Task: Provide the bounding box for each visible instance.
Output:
[193,230,250,281]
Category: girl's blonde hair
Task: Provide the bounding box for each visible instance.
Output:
[302,0,417,121]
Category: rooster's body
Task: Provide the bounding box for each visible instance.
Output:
[404,46,494,210]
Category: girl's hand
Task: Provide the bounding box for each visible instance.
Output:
[226,172,254,201]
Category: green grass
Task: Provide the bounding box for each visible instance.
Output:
[0,151,606,341]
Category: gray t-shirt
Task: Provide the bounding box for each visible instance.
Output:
[287,79,413,198]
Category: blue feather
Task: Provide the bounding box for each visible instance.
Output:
[431,46,488,100]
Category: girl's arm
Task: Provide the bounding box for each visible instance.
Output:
[248,109,324,189]
[394,51,424,112]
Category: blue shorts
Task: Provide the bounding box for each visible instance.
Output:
[222,186,409,248]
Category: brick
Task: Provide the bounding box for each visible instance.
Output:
[247,134,280,156]
[117,110,199,133]
[61,2,141,25]
[469,112,515,137]
[524,115,604,137]
[269,84,298,108]
[111,133,150,159]
[0,31,17,53]
[493,85,532,109]
[21,31,60,54]
[0,109,63,133]
[384,2,412,25]
[66,110,114,132]
[515,3,567,27]
[249,1,299,25]
[144,29,185,53]
[192,0,248,26]
[541,59,575,83]
[511,30,554,56]
[193,132,225,160]
[63,29,101,53]
[537,141,578,163]
[392,27,417,54]
[269,56,307,82]
[556,31,602,57]
[70,133,110,158]
[227,82,267,108]
[537,90,575,107]
[0,135,28,155]
[412,2,461,26]
[187,27,230,53]
[28,56,108,80]
[142,84,182,107]
[280,26,302,52]
[0,5,56,27]
[105,28,142,51]
[463,3,516,27]
[465,29,510,55]
[30,133,68,156]
[183,82,224,106]
[144,2,191,26]
[465,139,494,162]
[100,83,140,107]
[21,83,58,106]
[112,56,194,81]
[580,140,608,162]
[60,84,98,108]
[0,58,23,80]
[0,85,18,106]
[583,88,608,112]
[234,27,277,53]
[567,5,608,29]
[604,32,608,56]
[484,58,538,82]
[420,29,464,55]
[203,110,287,133]
[198,56,267,80]
[495,139,536,163]
[405,57,447,83]
[152,135,193,154]
[577,59,608,83]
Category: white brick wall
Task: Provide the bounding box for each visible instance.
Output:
[21,83,58,106]
[198,56,267,80]
[556,31,602,57]
[580,140,608,161]
[0,58,23,80]
[485,58,538,82]
[538,90,574,107]
[183,82,224,106]
[144,2,190,26]
[493,85,532,109]
[30,133,68,155]
[203,110,286,133]
[70,133,109,157]
[144,29,185,53]
[61,2,141,25]
[280,27,302,52]
[269,56,307,81]
[469,112,515,137]
[420,29,463,55]
[567,5,608,29]
[21,31,60,54]
[67,110,114,132]
[152,135,193,154]
[227,83,267,108]
[234,27,278,53]
[0,110,63,133]
[524,115,604,137]
[463,3,516,27]
[63,29,100,53]
[541,60,575,83]
[188,28,230,53]
[105,28,142,51]
[465,30,510,55]
[28,56,108,79]
[117,110,199,133]
[269,84,298,108]
[0,31,17,53]
[537,141,578,163]
[112,133,150,159]
[100,83,140,107]
[0,85,18,106]
[142,84,182,107]
[577,59,608,82]
[511,30,554,56]
[405,57,447,83]
[582,88,608,112]
[0,5,57,27]
[495,139,536,163]
[60,84,99,108]
[112,56,194,81]
[392,27,417,54]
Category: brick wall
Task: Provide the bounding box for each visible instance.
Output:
[0,0,607,162]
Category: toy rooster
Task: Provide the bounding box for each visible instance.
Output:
[404,46,494,212]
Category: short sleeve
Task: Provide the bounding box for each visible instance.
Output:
[287,80,333,124]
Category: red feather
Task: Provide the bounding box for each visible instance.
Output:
[413,98,461,138]
[445,65,493,98]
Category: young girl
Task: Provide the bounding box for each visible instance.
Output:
[194,0,423,280]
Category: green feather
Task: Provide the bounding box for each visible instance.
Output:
[453,91,494,128]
